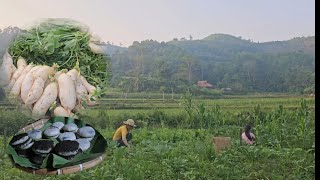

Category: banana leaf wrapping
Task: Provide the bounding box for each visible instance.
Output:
[6,116,107,169]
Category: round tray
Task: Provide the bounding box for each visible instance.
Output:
[12,118,106,175]
[14,153,106,175]
[17,118,50,134]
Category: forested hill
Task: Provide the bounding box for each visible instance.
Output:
[168,34,315,60]
[109,34,315,93]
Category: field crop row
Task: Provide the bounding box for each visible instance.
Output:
[0,96,315,179]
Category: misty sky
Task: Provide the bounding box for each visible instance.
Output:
[0,0,315,47]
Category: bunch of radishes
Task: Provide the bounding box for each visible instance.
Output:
[0,52,98,119]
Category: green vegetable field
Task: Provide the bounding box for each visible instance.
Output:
[0,94,315,179]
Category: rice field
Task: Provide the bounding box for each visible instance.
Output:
[0,94,315,179]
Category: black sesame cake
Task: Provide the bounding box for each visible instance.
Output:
[30,154,46,165]
[16,137,34,150]
[10,133,29,146]
[15,148,33,158]
[32,140,55,155]
[54,140,80,159]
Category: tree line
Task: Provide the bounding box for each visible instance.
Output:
[109,34,314,94]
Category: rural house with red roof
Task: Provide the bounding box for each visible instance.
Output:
[197,81,214,88]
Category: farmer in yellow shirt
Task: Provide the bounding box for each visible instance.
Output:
[113,119,136,148]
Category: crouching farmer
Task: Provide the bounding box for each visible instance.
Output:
[113,119,136,148]
[241,124,256,145]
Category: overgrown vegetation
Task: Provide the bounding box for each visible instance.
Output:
[0,94,314,179]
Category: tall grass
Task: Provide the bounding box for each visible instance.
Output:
[0,94,315,179]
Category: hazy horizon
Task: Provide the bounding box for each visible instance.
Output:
[0,0,315,47]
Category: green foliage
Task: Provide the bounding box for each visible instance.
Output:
[0,127,314,179]
[297,99,311,148]
[8,19,111,89]
[195,102,207,128]
[190,85,223,97]
[181,92,194,127]
[0,96,315,179]
[109,36,314,94]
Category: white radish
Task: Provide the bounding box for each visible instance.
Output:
[66,69,78,83]
[54,71,62,81]
[0,52,14,86]
[7,64,17,91]
[75,76,87,102]
[10,64,33,96]
[17,57,27,67]
[12,64,17,74]
[90,32,102,43]
[54,106,78,119]
[25,77,45,104]
[53,106,69,117]
[34,65,55,82]
[80,75,96,94]
[21,66,42,103]
[25,66,55,104]
[44,79,51,88]
[88,42,103,54]
[5,58,27,92]
[54,69,68,81]
[58,73,76,113]
[32,82,58,119]
[80,75,99,105]
[11,58,27,80]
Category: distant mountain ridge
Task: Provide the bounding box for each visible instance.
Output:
[256,36,315,55]
[102,44,126,56]
[170,34,314,58]
[105,33,314,59]
[202,33,249,42]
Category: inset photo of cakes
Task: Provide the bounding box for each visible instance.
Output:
[6,116,107,173]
